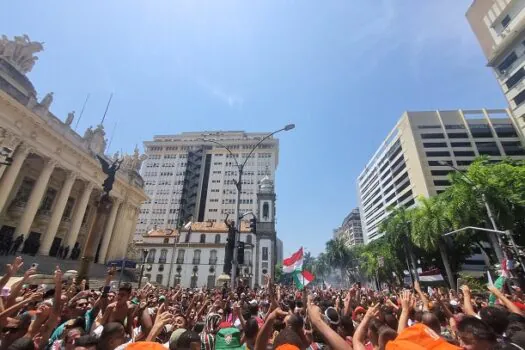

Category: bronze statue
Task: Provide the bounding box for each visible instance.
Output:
[96,155,122,196]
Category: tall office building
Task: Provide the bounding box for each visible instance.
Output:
[333,208,364,246]
[357,109,525,242]
[467,0,525,136]
[136,131,279,239]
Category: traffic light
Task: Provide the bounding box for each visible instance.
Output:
[237,241,245,265]
[249,218,257,234]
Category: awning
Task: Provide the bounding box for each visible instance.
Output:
[106,260,137,269]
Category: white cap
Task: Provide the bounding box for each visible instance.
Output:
[249,299,258,306]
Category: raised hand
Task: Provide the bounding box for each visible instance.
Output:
[54,266,63,285]
[6,256,23,276]
[400,290,412,310]
[24,267,38,280]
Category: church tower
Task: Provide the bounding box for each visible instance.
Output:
[255,175,277,285]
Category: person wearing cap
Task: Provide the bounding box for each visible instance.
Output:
[215,327,244,350]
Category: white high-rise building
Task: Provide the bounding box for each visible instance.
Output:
[467,0,525,136]
[136,131,279,240]
[357,109,525,242]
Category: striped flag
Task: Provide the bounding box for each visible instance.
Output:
[293,270,315,289]
[283,247,303,274]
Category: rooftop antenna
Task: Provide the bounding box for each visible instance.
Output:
[100,93,113,126]
[74,93,90,131]
[106,120,118,153]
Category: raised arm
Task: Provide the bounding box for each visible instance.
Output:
[489,285,524,316]
[460,285,476,316]
[308,294,352,350]
[353,304,379,350]
[397,290,413,334]
[0,256,24,291]
[414,281,429,312]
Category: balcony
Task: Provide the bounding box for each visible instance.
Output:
[192,258,201,265]
[209,258,218,265]
[158,258,167,264]
[176,258,184,264]
[146,257,155,264]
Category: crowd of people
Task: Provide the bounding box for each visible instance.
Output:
[1,256,525,349]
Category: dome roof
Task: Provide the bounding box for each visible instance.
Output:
[259,175,273,192]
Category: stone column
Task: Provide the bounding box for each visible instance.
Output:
[65,182,94,248]
[0,131,21,180]
[39,171,77,255]
[97,198,121,264]
[15,158,57,238]
[0,144,31,214]
[106,203,129,261]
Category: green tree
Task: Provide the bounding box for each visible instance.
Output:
[312,253,330,280]
[325,237,354,282]
[411,196,457,289]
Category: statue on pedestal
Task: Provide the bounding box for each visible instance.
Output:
[0,34,44,74]
[65,111,74,126]
[96,155,123,196]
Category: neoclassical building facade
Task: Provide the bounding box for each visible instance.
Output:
[0,35,148,263]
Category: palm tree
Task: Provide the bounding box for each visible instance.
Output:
[411,196,456,289]
[312,253,330,281]
[325,237,353,282]
[379,205,419,281]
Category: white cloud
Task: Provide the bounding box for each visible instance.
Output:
[199,80,244,110]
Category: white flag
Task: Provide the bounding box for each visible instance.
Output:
[487,271,494,287]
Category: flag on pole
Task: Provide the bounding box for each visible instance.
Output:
[293,270,315,289]
[283,247,304,273]
[489,275,506,306]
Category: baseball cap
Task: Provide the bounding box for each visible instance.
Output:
[215,327,244,350]
[169,328,187,349]
[386,323,461,350]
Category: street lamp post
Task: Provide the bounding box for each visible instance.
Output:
[438,161,504,262]
[202,124,295,289]
[138,249,149,288]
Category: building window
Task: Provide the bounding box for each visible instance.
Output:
[476,142,501,156]
[433,180,451,186]
[147,249,156,263]
[454,151,476,157]
[423,142,447,148]
[501,14,511,29]
[430,170,451,176]
[262,247,268,261]
[215,234,221,244]
[456,160,473,166]
[63,197,75,218]
[425,151,450,157]
[447,133,469,139]
[501,141,525,155]
[514,89,525,107]
[209,250,218,264]
[193,250,201,264]
[246,235,252,244]
[200,234,206,244]
[420,133,445,139]
[177,249,185,264]
[506,68,525,89]
[498,52,517,73]
[15,178,35,204]
[263,202,269,220]
[450,142,472,147]
[159,249,168,264]
[428,160,452,166]
[39,188,57,212]
[156,274,163,284]
[494,124,518,137]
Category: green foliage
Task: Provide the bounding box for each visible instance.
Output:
[458,273,486,293]
[315,157,525,287]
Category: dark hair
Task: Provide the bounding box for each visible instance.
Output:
[273,328,303,349]
[74,335,99,347]
[248,304,258,316]
[383,313,398,332]
[176,330,201,349]
[244,318,259,339]
[378,327,397,349]
[368,318,386,347]
[422,312,441,334]
[457,316,497,343]
[98,322,125,350]
[7,337,34,350]
[340,315,355,337]
[287,314,304,333]
[480,306,509,335]
[119,282,132,294]
[192,322,205,334]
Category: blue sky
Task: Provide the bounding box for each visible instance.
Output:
[2,1,507,256]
